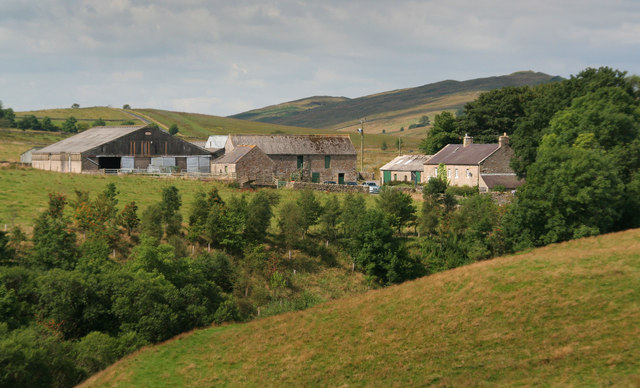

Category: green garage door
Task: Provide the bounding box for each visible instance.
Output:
[312,172,320,183]
[383,170,391,184]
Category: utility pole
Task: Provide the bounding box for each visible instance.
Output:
[358,118,365,173]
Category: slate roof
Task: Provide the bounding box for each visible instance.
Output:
[481,174,525,189]
[380,154,432,171]
[425,144,499,165]
[228,134,356,155]
[213,145,256,164]
[34,126,147,154]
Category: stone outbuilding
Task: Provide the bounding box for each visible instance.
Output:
[211,145,275,184]
[424,133,523,192]
[225,134,357,183]
[379,154,432,185]
[31,125,212,173]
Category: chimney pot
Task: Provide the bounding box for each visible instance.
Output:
[463,134,473,147]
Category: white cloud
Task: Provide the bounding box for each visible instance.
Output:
[1,0,639,115]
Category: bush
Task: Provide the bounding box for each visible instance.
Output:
[445,185,478,197]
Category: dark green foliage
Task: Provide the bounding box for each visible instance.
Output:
[30,211,78,270]
[118,201,140,236]
[41,116,56,131]
[419,111,459,154]
[350,209,422,285]
[61,117,78,133]
[139,203,163,240]
[168,123,179,135]
[445,185,478,197]
[296,190,322,236]
[245,191,274,244]
[318,194,342,242]
[17,115,41,131]
[0,231,13,265]
[92,118,106,127]
[375,186,416,233]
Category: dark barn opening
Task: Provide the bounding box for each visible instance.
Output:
[99,157,121,169]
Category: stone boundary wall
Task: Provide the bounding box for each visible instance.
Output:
[286,181,369,194]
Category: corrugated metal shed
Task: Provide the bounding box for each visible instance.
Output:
[425,144,499,165]
[380,154,432,171]
[35,126,146,154]
[228,134,356,155]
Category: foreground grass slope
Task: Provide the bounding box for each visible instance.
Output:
[83,229,640,387]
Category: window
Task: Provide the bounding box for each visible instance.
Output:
[325,155,331,168]
[394,173,397,180]
[455,168,458,179]
[466,169,471,179]
[434,167,437,176]
[447,168,451,178]
[297,155,304,169]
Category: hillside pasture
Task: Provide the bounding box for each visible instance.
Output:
[81,228,640,387]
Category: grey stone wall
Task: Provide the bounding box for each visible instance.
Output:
[286,181,369,193]
[271,154,357,182]
[480,146,515,174]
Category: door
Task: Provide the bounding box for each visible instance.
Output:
[311,172,320,183]
[415,171,421,184]
[383,170,391,184]
[338,173,345,184]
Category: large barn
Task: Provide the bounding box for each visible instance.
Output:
[32,125,211,173]
[225,134,357,183]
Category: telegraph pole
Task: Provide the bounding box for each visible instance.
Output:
[358,118,365,173]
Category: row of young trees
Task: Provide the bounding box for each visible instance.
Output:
[420,67,640,248]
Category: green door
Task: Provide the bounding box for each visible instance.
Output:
[312,172,320,183]
[383,170,391,184]
[413,171,421,184]
[338,173,345,184]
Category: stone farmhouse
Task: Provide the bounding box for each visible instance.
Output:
[31,125,212,173]
[379,154,432,185]
[223,134,357,183]
[211,144,275,184]
[424,133,523,192]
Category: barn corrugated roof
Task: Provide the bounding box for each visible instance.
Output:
[34,126,147,154]
[228,134,356,155]
[425,144,499,165]
[213,145,256,164]
[380,154,432,171]
[205,135,229,150]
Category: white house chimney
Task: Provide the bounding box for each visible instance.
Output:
[463,134,473,147]
[498,132,509,148]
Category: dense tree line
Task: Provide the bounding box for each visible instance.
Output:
[420,67,640,248]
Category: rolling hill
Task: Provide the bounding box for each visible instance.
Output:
[81,229,640,387]
[230,71,561,131]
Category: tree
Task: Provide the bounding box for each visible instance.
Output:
[139,203,163,240]
[41,116,56,131]
[122,104,131,109]
[318,194,342,243]
[419,115,430,126]
[71,103,80,109]
[160,186,182,237]
[295,190,322,237]
[375,186,416,233]
[419,111,460,154]
[62,117,78,133]
[92,118,106,127]
[168,124,179,135]
[118,202,140,236]
[245,191,273,244]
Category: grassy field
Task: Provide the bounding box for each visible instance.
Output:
[81,228,640,387]
[0,128,68,162]
[0,165,382,229]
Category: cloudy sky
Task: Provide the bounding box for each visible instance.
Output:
[1,0,639,116]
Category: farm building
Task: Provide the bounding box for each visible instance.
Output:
[424,133,523,192]
[225,134,357,183]
[211,145,275,184]
[20,147,42,164]
[31,125,212,173]
[379,154,432,185]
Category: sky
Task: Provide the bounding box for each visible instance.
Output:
[1,0,639,117]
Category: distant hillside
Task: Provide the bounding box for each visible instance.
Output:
[231,71,561,131]
[82,229,640,387]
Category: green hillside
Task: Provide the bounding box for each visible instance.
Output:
[82,229,640,387]
[231,71,560,130]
